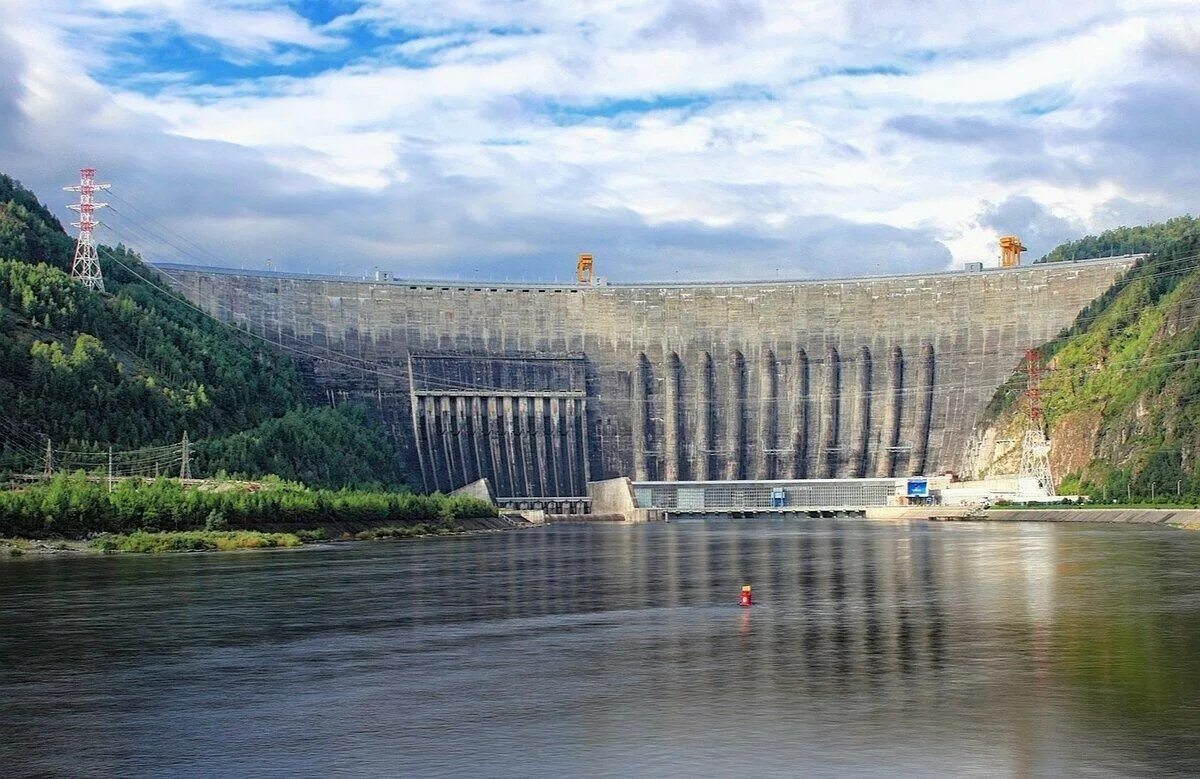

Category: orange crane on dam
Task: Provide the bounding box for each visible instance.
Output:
[577,252,594,285]
[1000,235,1027,268]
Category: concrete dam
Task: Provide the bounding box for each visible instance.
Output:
[156,257,1136,497]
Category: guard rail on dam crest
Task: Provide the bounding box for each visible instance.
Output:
[153,256,1139,497]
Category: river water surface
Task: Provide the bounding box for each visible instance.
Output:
[2,519,1199,777]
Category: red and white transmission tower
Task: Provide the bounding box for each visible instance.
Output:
[63,167,110,292]
[1024,348,1044,424]
[1019,348,1055,494]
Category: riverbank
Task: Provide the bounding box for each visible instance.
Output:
[2,514,537,556]
[866,505,1200,529]
[978,507,1200,529]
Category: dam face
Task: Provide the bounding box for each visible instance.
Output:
[157,258,1135,496]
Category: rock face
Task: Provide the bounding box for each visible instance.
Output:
[156,258,1133,496]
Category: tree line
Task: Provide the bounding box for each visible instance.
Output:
[0,474,495,537]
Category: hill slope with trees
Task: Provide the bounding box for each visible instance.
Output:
[978,216,1200,501]
[0,173,404,488]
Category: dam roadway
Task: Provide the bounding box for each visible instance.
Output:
[155,257,1136,496]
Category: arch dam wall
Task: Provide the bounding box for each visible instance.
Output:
[156,258,1135,497]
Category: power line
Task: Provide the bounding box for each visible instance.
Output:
[106,189,234,268]
[98,197,1200,379]
[93,242,1200,407]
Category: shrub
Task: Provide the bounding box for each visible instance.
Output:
[0,475,495,538]
[94,530,302,553]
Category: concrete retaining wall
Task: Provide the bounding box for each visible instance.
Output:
[979,508,1200,526]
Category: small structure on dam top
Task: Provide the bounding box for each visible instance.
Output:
[154,255,1139,498]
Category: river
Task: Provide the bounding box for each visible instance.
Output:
[2,519,1198,777]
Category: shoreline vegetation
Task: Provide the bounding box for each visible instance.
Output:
[3,523,466,556]
[0,474,496,554]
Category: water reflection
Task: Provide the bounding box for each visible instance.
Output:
[1,519,1198,776]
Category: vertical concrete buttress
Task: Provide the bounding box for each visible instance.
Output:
[422,396,442,492]
[878,346,903,477]
[455,396,472,486]
[663,351,683,481]
[912,341,936,476]
[502,397,519,497]
[632,352,652,481]
[695,352,715,481]
[517,397,535,495]
[439,396,458,487]
[549,397,563,497]
[471,397,488,490]
[564,397,579,495]
[756,349,778,480]
[487,397,505,495]
[792,348,809,478]
[726,350,747,480]
[411,394,430,493]
[819,346,841,478]
[579,398,592,486]
[533,396,549,496]
[852,346,872,477]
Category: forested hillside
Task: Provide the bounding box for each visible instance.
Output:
[0,173,403,488]
[979,216,1200,501]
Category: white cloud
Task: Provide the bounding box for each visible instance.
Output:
[1,0,1199,281]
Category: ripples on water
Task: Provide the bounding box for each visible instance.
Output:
[1,519,1198,777]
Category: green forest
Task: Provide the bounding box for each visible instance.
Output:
[0,173,405,488]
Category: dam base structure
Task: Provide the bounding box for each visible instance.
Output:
[156,257,1137,497]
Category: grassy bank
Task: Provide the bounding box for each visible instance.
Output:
[3,523,474,556]
[92,530,303,553]
[0,474,496,538]
[353,524,457,540]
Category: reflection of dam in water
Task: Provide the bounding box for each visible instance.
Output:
[439,519,965,678]
[156,258,1136,495]
[5,520,1198,775]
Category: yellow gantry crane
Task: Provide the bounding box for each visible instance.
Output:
[577,252,594,285]
[999,235,1027,268]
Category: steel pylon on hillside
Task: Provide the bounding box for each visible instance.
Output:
[179,431,192,481]
[1019,348,1055,495]
[63,167,110,292]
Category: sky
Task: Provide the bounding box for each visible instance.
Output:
[1,1,1198,282]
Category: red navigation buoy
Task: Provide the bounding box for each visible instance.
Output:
[739,584,752,607]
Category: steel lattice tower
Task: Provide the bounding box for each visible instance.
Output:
[1019,348,1055,494]
[63,167,110,292]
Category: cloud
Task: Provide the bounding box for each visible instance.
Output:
[1091,82,1200,198]
[976,195,1080,260]
[886,115,1043,153]
[640,0,765,46]
[89,0,338,57]
[2,1,1200,282]
[0,30,27,149]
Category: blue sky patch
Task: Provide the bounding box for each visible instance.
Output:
[821,64,908,78]
[531,86,773,126]
[290,0,366,26]
[1008,86,1073,116]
